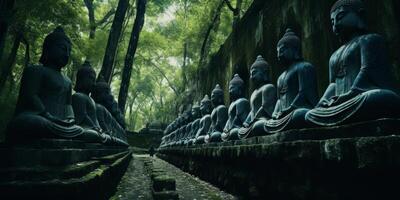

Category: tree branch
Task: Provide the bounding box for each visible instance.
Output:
[96,7,116,27]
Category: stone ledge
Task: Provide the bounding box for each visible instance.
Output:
[0,150,132,199]
[157,120,400,199]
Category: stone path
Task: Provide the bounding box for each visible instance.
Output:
[152,156,237,200]
[111,154,237,200]
[110,154,152,200]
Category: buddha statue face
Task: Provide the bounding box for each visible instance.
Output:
[250,56,269,86]
[277,42,303,67]
[277,29,302,66]
[75,62,96,94]
[330,1,366,39]
[200,95,212,115]
[91,81,112,105]
[229,74,244,101]
[40,27,72,70]
[211,84,224,106]
[229,83,243,101]
[250,67,267,86]
[191,105,201,118]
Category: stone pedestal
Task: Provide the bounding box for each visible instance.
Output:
[0,139,132,199]
[158,119,400,199]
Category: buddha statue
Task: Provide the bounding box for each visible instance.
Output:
[92,80,127,144]
[6,27,106,143]
[194,95,212,144]
[238,56,277,138]
[185,103,201,145]
[264,29,319,133]
[306,0,400,126]
[221,74,251,141]
[204,84,228,143]
[91,78,126,129]
[71,61,118,145]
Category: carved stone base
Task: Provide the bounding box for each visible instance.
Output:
[0,139,132,199]
[158,118,400,199]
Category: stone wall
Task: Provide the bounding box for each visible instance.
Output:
[197,0,400,101]
[157,119,400,199]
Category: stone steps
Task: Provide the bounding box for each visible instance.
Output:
[0,150,132,199]
[142,157,179,200]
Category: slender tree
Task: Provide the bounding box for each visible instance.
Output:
[83,0,116,39]
[97,0,129,83]
[0,0,15,61]
[0,32,22,90]
[118,0,147,114]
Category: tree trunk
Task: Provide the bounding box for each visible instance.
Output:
[21,35,29,67]
[84,0,96,39]
[0,32,22,90]
[118,0,147,114]
[198,0,225,67]
[0,0,15,61]
[97,0,129,83]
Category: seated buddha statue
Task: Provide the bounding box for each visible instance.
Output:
[194,95,212,144]
[91,80,127,144]
[205,84,228,143]
[238,56,277,139]
[264,28,319,133]
[221,74,251,141]
[6,27,105,143]
[185,103,201,145]
[71,61,122,145]
[306,0,400,126]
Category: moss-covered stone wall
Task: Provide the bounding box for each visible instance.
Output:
[197,0,400,101]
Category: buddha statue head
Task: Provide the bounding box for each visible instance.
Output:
[75,60,96,95]
[39,26,72,70]
[330,0,367,41]
[91,78,113,106]
[211,84,224,107]
[277,28,302,66]
[191,102,201,119]
[200,95,212,116]
[229,74,245,101]
[250,55,270,87]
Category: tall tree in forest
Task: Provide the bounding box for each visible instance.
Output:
[224,0,242,29]
[118,0,147,114]
[0,32,22,90]
[97,0,129,83]
[0,0,15,60]
[83,0,116,39]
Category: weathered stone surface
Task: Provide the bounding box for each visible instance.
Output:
[0,150,132,199]
[153,175,176,192]
[158,119,400,199]
[0,139,128,167]
[152,190,179,200]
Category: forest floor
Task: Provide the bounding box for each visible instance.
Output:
[111,154,237,200]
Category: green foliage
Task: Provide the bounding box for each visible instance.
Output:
[0,0,254,134]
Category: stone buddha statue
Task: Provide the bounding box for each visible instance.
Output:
[194,95,212,144]
[238,56,277,138]
[306,0,400,126]
[185,103,201,145]
[177,110,192,146]
[6,27,106,143]
[221,74,251,141]
[264,29,319,133]
[204,84,228,143]
[91,78,126,129]
[71,61,116,145]
[92,80,127,144]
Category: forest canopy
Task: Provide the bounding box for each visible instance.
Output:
[0,0,252,134]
